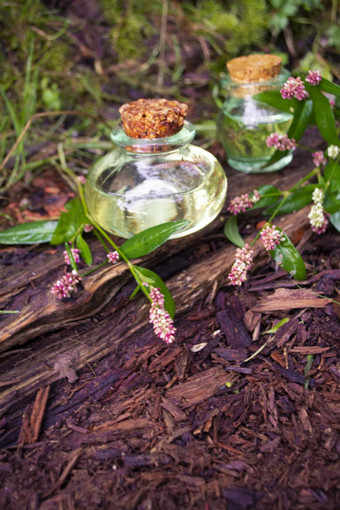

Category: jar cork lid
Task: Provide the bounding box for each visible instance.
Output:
[119,98,188,139]
[227,54,282,83]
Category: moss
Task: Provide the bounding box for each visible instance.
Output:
[183,0,268,71]
[98,0,158,61]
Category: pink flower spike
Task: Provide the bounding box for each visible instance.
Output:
[308,204,329,235]
[149,287,176,343]
[266,133,296,152]
[305,70,322,86]
[280,76,308,101]
[107,251,119,264]
[84,224,94,233]
[260,225,284,251]
[266,132,278,148]
[312,151,326,168]
[228,244,254,286]
[251,190,261,203]
[63,247,81,265]
[228,193,252,214]
[311,212,329,235]
[228,189,261,215]
[78,175,86,184]
[51,270,81,300]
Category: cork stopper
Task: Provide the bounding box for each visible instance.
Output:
[227,54,282,84]
[119,98,188,139]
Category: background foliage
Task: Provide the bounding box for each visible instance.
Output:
[0,0,338,191]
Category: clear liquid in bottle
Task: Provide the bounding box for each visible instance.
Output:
[218,98,293,173]
[85,146,227,239]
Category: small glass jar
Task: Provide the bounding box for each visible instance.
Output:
[216,54,293,173]
[85,100,227,239]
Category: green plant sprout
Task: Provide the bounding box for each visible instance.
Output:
[243,318,290,363]
[304,354,314,390]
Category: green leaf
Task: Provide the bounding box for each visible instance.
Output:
[252,185,282,209]
[64,242,77,271]
[262,149,289,169]
[134,266,175,318]
[304,354,314,376]
[271,232,306,281]
[224,215,244,248]
[330,210,340,233]
[324,190,340,215]
[305,83,338,145]
[120,220,189,259]
[0,220,58,245]
[334,107,340,122]
[253,90,298,114]
[319,78,340,97]
[304,353,314,390]
[324,160,340,193]
[212,83,224,109]
[327,25,340,48]
[264,185,315,215]
[76,232,92,265]
[325,190,340,231]
[129,284,142,300]
[0,86,22,136]
[50,198,87,245]
[254,93,311,168]
[288,99,313,141]
[261,317,289,335]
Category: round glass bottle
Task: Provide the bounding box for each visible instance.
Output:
[217,54,293,173]
[85,99,227,239]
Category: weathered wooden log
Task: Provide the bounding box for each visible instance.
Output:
[0,155,312,352]
[0,148,319,444]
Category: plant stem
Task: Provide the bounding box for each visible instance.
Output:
[250,167,319,246]
[295,282,340,306]
[324,155,340,193]
[93,229,110,253]
[82,260,108,276]
[86,214,152,303]
[288,167,319,193]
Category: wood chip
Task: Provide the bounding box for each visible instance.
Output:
[166,367,228,408]
[18,386,50,446]
[42,450,81,499]
[289,346,331,354]
[251,288,331,312]
[92,417,154,432]
[161,397,187,421]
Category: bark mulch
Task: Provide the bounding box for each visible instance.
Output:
[0,139,339,510]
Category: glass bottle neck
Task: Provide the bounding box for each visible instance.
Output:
[220,69,290,98]
[110,120,196,154]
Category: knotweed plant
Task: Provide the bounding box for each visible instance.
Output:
[225,69,340,286]
[107,251,119,264]
[308,188,330,235]
[63,246,81,266]
[1,69,339,341]
[147,286,176,344]
[51,270,82,300]
[45,203,187,343]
